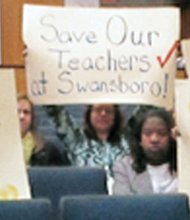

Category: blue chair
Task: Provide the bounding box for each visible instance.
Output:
[59,194,190,220]
[28,167,108,220]
[0,198,51,220]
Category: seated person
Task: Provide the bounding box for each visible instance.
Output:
[50,104,130,178]
[112,108,177,195]
[17,94,70,166]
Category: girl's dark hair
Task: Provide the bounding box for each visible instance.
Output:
[84,105,124,145]
[129,108,177,173]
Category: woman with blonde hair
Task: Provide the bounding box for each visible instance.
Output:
[17,94,69,166]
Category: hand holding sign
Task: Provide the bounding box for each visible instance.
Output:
[181,39,190,78]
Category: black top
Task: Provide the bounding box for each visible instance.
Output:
[30,142,70,166]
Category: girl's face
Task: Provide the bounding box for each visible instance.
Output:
[18,99,32,137]
[140,116,170,165]
[90,105,115,134]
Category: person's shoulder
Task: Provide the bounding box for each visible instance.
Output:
[43,141,58,150]
[114,155,133,167]
[32,140,60,156]
[42,141,70,165]
[43,141,67,157]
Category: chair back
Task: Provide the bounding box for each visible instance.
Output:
[59,194,190,220]
[0,199,51,220]
[28,167,108,220]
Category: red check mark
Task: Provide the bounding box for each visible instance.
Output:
[157,40,179,68]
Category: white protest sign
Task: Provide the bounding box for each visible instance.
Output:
[0,69,30,199]
[181,39,190,78]
[175,79,190,197]
[23,5,179,107]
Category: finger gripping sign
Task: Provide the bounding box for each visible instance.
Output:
[181,39,190,78]
[23,5,180,108]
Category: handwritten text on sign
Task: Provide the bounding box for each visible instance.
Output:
[23,6,179,107]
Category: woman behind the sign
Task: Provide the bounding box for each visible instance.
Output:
[17,94,70,166]
[47,104,129,190]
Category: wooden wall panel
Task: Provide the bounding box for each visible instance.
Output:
[181,3,190,38]
[101,0,180,7]
[0,0,64,66]
[15,67,27,94]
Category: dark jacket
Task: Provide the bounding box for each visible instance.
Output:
[30,142,70,166]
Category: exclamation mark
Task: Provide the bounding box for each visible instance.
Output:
[163,73,169,98]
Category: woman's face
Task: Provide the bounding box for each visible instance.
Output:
[90,105,115,134]
[140,116,170,165]
[18,99,32,137]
